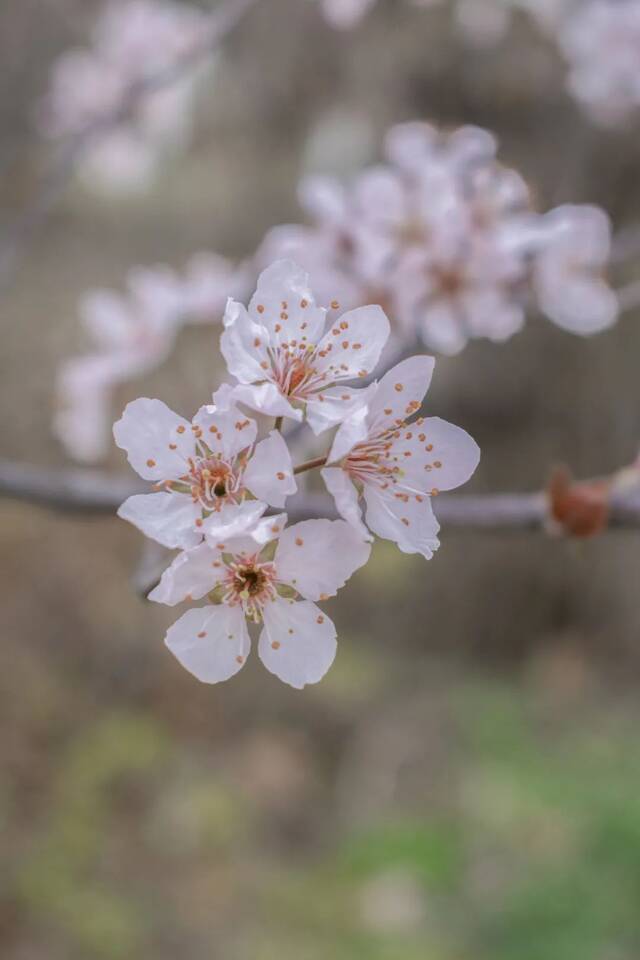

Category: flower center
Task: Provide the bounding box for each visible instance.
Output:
[234,564,268,596]
[183,456,242,511]
[269,344,326,400]
[345,430,401,488]
[221,557,278,621]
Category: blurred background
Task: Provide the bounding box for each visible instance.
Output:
[2,1,640,957]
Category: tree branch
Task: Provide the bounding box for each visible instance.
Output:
[3,458,640,530]
[0,0,261,287]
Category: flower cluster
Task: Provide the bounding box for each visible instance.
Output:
[261,121,619,355]
[114,260,480,688]
[57,118,621,464]
[39,0,209,193]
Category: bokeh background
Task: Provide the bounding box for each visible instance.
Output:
[3,1,640,957]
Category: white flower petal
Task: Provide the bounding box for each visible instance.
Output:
[113,397,193,481]
[243,430,296,507]
[259,599,337,688]
[366,356,435,434]
[275,518,371,600]
[305,383,375,436]
[321,467,370,541]
[223,382,303,421]
[363,485,441,560]
[327,402,371,463]
[314,305,390,383]
[192,404,257,461]
[397,416,481,493]
[229,512,288,551]
[201,500,267,541]
[248,259,326,345]
[117,491,202,549]
[220,299,271,384]
[149,542,226,606]
[165,605,250,683]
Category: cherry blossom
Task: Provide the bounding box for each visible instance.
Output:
[39,0,209,192]
[533,205,619,335]
[559,0,640,126]
[114,397,296,548]
[150,516,371,688]
[322,356,480,557]
[220,260,389,433]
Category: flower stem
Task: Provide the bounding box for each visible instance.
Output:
[274,416,283,432]
[293,455,328,476]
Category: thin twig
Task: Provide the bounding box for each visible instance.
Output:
[293,455,328,475]
[0,0,261,288]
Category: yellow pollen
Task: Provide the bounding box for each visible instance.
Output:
[168,443,177,450]
[300,298,308,308]
[295,537,304,546]
[331,300,340,310]
[146,458,156,467]
[177,425,186,434]
[197,631,207,638]
[257,304,265,313]
[275,323,281,332]
[254,337,261,347]
[271,641,281,650]
[394,383,403,392]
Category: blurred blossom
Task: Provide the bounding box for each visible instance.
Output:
[56,255,242,462]
[259,120,618,354]
[559,0,640,125]
[39,0,210,193]
[533,205,619,335]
